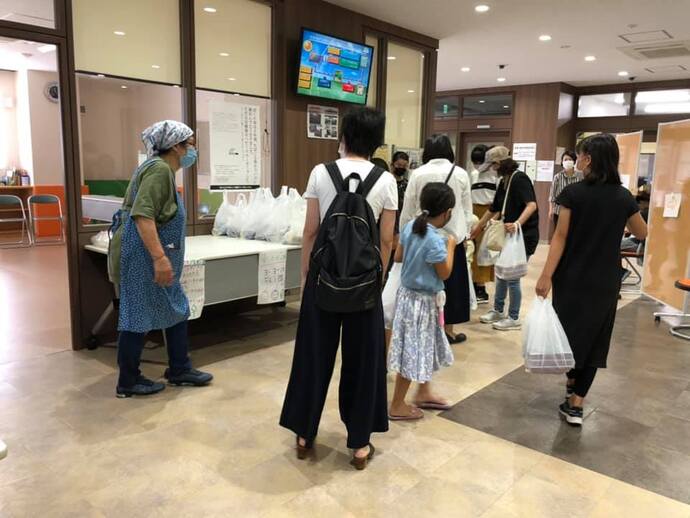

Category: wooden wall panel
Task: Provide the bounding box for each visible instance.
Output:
[615,131,642,192]
[642,119,690,311]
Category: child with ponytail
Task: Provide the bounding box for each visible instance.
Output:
[388,182,457,420]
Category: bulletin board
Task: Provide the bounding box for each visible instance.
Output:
[615,131,642,193]
[642,119,690,311]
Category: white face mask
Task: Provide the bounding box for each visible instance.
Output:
[562,160,574,170]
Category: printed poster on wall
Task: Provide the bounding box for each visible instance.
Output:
[536,160,555,182]
[258,249,287,305]
[209,100,262,190]
[307,104,339,140]
[512,143,537,161]
[663,193,682,218]
[180,260,205,320]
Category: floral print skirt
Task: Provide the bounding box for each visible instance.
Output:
[389,286,454,383]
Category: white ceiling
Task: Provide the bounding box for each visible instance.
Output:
[0,37,57,72]
[327,0,690,91]
[0,0,54,28]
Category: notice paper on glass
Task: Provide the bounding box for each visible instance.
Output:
[512,143,537,161]
[181,259,205,320]
[258,249,287,305]
[536,160,555,182]
[209,100,262,190]
[663,193,682,218]
[307,104,339,140]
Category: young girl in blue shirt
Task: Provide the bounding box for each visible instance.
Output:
[389,182,457,420]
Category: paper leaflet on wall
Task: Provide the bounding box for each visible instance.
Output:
[209,100,262,190]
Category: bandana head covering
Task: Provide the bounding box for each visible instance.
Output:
[141,120,194,158]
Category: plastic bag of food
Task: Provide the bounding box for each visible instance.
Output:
[523,297,575,374]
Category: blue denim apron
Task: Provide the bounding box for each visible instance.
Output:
[111,158,189,333]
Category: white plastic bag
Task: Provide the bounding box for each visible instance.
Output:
[477,230,500,267]
[225,193,248,238]
[495,225,528,280]
[523,297,575,373]
[266,186,292,243]
[212,192,232,236]
[468,264,478,311]
[283,188,307,245]
[241,188,275,240]
[382,263,402,329]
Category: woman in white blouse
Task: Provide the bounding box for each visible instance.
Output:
[400,134,473,346]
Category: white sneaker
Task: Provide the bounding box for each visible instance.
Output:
[480,310,504,324]
[493,318,521,331]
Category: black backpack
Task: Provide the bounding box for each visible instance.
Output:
[310,162,385,313]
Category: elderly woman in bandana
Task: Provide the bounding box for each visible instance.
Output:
[108,120,213,398]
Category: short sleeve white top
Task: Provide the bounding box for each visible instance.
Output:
[304,158,398,222]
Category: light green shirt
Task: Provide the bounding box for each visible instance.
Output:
[108,159,178,285]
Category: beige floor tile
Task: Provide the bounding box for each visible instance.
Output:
[590,480,690,518]
[260,486,356,518]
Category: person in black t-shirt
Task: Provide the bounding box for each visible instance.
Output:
[471,158,539,330]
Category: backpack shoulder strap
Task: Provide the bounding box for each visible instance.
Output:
[324,161,345,193]
[444,163,455,184]
[358,166,385,198]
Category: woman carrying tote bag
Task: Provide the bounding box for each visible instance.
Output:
[471,157,539,330]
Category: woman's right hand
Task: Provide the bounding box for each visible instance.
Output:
[154,255,174,287]
[535,274,552,298]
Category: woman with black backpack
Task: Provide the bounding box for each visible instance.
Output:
[279,107,398,470]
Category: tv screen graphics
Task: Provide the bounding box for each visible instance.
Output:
[297,29,374,105]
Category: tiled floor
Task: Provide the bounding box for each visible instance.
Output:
[442,298,690,503]
[1,245,689,517]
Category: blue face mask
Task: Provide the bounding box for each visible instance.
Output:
[180,146,198,168]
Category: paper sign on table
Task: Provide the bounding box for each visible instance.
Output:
[258,249,287,304]
[536,160,555,182]
[512,143,537,161]
[663,193,682,218]
[180,259,205,320]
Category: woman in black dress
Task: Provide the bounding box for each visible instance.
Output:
[536,134,647,426]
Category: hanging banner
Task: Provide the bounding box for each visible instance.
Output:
[209,101,261,190]
[257,249,287,305]
[180,259,205,320]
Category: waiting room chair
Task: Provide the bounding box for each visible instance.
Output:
[654,279,690,341]
[621,249,644,286]
[28,194,65,245]
[0,194,32,248]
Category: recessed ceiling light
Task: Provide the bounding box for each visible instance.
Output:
[585,55,596,62]
[407,89,415,93]
[228,77,236,81]
[173,85,180,88]
[151,65,160,69]
[479,100,486,103]
[96,74,105,78]
[233,93,240,96]
[497,77,506,82]
[203,7,217,13]
[461,67,470,72]
[539,35,552,42]
[503,105,509,108]
[219,52,229,57]
[37,44,55,54]
[618,70,629,77]
[113,31,125,36]
[120,85,127,89]
[474,4,490,13]
[387,56,397,60]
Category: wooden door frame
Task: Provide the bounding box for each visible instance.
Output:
[457,130,512,165]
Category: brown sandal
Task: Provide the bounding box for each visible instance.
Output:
[296,436,313,460]
[350,443,375,471]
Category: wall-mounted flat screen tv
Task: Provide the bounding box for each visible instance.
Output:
[297,28,374,105]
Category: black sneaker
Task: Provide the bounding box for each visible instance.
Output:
[116,376,166,398]
[164,368,213,386]
[476,290,490,305]
[559,401,583,426]
[445,332,467,344]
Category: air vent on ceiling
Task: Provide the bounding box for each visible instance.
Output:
[644,64,688,74]
[618,30,672,44]
[619,41,690,60]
